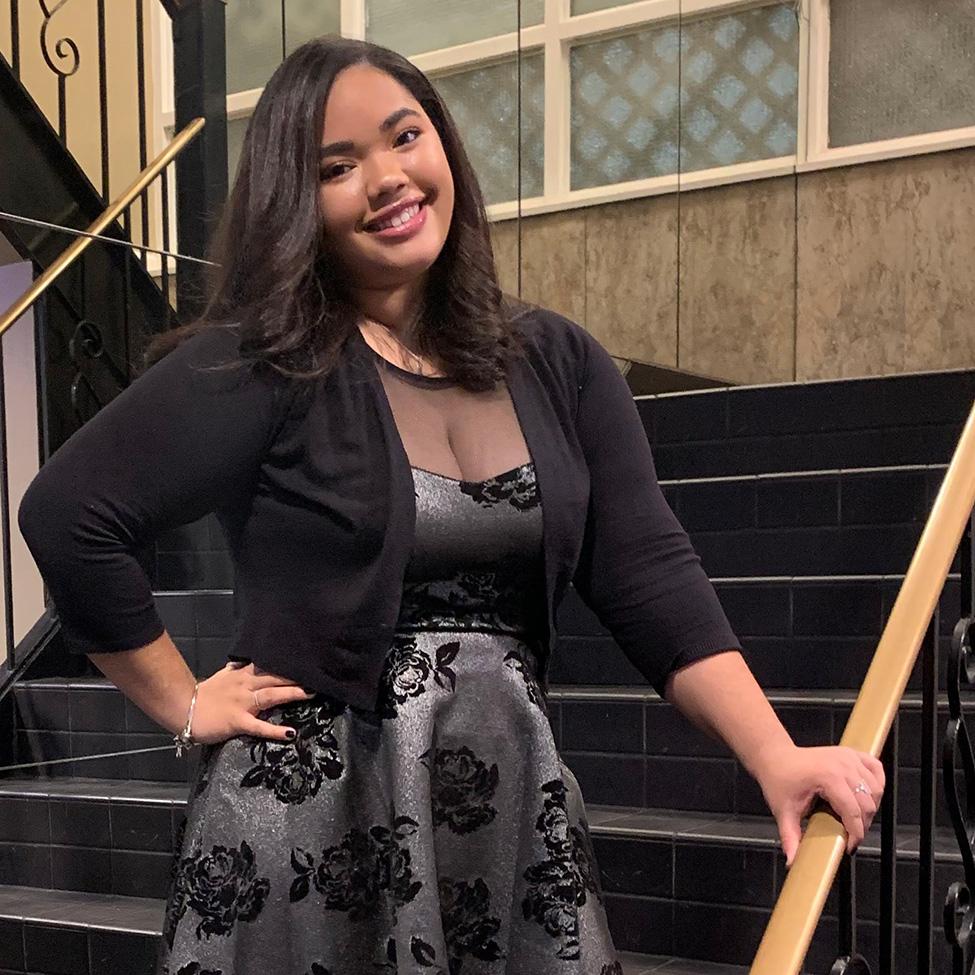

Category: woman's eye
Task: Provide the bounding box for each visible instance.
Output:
[396,128,421,146]
[321,163,352,181]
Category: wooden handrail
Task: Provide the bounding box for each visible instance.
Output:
[750,399,975,974]
[0,117,205,340]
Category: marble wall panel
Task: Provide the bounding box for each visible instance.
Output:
[490,147,974,385]
[584,195,679,367]
[514,209,588,326]
[797,148,975,381]
[678,176,797,385]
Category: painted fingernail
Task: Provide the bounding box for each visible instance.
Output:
[303,687,316,695]
[285,728,297,739]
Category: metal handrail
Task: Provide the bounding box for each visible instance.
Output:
[0,116,205,339]
[750,399,975,974]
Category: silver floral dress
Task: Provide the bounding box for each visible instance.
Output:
[157,351,622,975]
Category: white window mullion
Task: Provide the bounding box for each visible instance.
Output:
[801,0,830,164]
[341,0,367,40]
[544,0,570,198]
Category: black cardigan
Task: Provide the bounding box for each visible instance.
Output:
[17,306,740,710]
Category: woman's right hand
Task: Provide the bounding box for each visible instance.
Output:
[189,661,316,745]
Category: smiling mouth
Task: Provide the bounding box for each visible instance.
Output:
[364,195,430,233]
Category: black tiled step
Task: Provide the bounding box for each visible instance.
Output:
[0,885,162,974]
[0,883,670,975]
[589,807,961,974]
[662,465,951,577]
[0,778,186,899]
[637,369,975,480]
[553,685,965,828]
[554,575,962,691]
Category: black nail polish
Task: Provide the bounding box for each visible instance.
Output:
[285,728,297,740]
[302,687,316,695]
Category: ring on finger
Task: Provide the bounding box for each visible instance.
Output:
[252,690,262,711]
[853,780,871,796]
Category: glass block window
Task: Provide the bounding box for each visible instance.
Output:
[570,4,799,189]
[226,0,340,94]
[433,53,544,205]
[829,0,975,147]
[365,0,542,58]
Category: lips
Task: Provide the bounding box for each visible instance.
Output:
[364,196,427,233]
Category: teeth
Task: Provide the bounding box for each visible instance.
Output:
[372,203,421,231]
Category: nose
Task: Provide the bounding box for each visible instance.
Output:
[365,150,408,204]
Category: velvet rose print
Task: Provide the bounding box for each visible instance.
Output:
[378,636,432,718]
[503,648,545,711]
[420,744,499,834]
[289,811,422,922]
[240,696,345,804]
[379,637,460,717]
[460,463,539,511]
[164,839,270,947]
[440,877,504,973]
[521,779,602,960]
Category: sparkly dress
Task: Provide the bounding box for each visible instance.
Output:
[157,346,622,975]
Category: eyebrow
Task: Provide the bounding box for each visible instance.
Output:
[319,107,422,158]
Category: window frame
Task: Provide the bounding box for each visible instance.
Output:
[152,0,975,228]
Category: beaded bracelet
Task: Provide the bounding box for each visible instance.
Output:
[173,680,200,758]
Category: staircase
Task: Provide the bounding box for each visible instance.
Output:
[0,368,973,974]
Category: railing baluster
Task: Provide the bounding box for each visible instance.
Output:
[0,339,14,669]
[831,854,870,974]
[920,613,939,975]
[880,716,899,975]
[96,0,109,199]
[161,166,172,327]
[10,0,19,76]
[136,0,150,266]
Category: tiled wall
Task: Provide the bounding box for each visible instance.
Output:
[490,146,975,385]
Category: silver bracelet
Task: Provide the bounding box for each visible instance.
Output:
[173,680,200,758]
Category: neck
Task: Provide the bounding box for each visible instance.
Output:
[348,276,426,344]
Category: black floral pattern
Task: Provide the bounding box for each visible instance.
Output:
[378,636,461,718]
[175,965,222,975]
[165,839,270,947]
[600,962,624,975]
[421,744,499,834]
[504,647,545,711]
[460,463,539,511]
[240,696,346,804]
[440,877,504,973]
[289,809,422,922]
[521,779,603,960]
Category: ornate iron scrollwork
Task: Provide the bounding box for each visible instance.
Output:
[943,614,975,973]
[38,0,80,80]
[830,956,872,975]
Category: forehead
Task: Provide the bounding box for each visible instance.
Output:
[321,64,423,134]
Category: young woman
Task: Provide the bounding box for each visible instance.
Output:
[18,36,884,975]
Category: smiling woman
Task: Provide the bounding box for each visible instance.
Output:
[128,35,626,975]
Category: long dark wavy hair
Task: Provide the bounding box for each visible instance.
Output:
[143,35,533,392]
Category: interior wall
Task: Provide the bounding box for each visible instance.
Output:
[491,146,975,385]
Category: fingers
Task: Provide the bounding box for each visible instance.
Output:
[253,685,317,710]
[240,715,298,743]
[776,809,803,869]
[818,776,866,853]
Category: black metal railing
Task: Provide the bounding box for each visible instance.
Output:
[824,508,974,975]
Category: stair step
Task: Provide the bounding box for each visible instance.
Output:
[0,883,705,975]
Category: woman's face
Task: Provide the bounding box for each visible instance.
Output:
[318,63,455,292]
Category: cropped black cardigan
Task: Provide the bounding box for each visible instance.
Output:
[17,306,741,710]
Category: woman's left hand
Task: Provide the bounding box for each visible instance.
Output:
[755,744,886,867]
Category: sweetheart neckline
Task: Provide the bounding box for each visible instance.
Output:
[410,461,534,486]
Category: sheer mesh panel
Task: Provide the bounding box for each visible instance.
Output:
[365,345,532,483]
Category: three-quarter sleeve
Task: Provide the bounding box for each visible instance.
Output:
[17,325,287,656]
[570,326,741,695]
